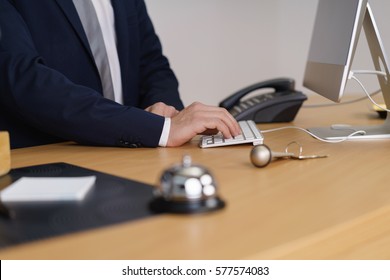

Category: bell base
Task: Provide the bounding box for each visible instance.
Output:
[150,197,225,214]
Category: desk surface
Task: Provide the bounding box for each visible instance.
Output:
[1,96,390,260]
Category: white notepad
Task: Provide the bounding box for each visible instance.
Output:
[0,176,96,205]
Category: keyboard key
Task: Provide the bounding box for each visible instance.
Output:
[239,121,255,139]
[248,120,263,139]
[213,137,223,144]
[199,120,263,148]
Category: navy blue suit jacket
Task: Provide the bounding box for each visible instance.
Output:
[0,0,184,148]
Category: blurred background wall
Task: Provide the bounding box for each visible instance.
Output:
[145,0,390,106]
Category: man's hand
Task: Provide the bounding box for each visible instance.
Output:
[167,102,241,147]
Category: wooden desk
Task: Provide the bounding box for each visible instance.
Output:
[1,96,390,259]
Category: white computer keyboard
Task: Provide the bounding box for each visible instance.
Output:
[199,120,264,148]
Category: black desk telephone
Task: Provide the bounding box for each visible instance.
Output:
[219,78,307,123]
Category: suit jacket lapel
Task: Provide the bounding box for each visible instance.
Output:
[111,0,131,105]
[111,0,129,63]
[55,0,131,104]
[54,0,94,59]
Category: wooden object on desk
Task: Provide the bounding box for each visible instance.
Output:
[0,96,390,260]
[0,131,11,177]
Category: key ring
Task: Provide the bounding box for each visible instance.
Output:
[285,141,303,157]
[285,141,328,160]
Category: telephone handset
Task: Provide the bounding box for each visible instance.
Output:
[219,78,307,123]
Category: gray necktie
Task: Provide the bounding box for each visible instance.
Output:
[73,0,115,100]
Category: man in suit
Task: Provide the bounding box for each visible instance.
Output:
[0,0,240,149]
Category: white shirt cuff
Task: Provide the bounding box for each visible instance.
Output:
[158,117,171,147]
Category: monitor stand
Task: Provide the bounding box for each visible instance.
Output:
[308,3,390,140]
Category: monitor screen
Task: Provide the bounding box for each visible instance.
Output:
[303,0,367,102]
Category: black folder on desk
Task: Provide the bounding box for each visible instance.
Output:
[0,162,158,248]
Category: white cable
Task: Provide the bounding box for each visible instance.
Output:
[262,126,366,143]
[349,74,390,112]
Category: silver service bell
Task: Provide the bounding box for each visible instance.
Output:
[150,155,225,214]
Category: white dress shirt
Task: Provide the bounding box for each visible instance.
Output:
[90,0,170,146]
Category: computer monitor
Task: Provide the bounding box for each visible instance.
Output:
[303,0,390,140]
